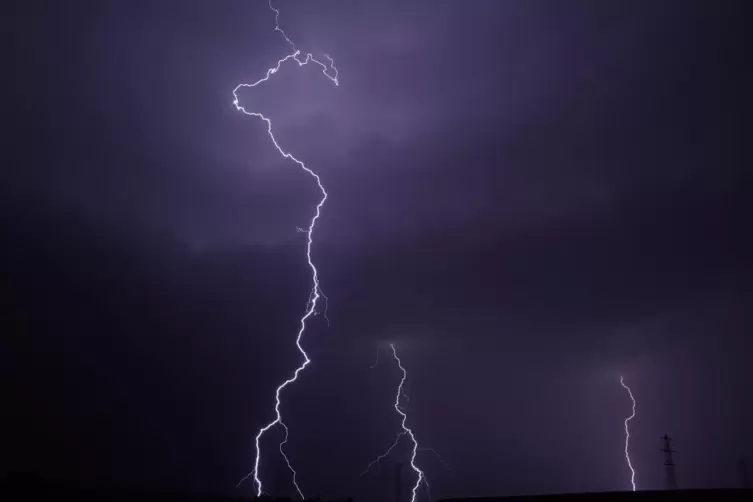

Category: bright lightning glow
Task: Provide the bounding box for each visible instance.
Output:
[233,1,338,497]
[363,344,427,502]
[620,376,637,492]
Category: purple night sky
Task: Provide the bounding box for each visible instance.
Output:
[3,0,750,499]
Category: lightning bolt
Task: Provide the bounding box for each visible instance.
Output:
[620,376,637,492]
[233,1,338,497]
[363,344,427,502]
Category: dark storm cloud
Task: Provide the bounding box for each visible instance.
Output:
[4,0,750,499]
[7,0,743,247]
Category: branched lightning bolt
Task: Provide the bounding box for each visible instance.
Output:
[363,344,427,502]
[390,344,426,502]
[233,1,338,497]
[620,376,637,492]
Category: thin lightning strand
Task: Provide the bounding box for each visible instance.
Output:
[361,345,400,474]
[620,376,637,492]
[418,447,452,472]
[360,431,407,476]
[417,447,452,502]
[391,344,426,502]
[370,346,381,369]
[233,1,338,497]
[362,344,427,502]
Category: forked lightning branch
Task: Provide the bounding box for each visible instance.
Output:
[232,0,337,497]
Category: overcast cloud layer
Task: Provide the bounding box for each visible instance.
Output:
[3,0,750,498]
